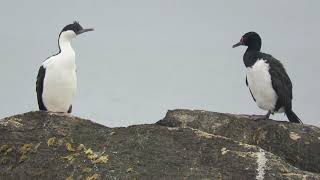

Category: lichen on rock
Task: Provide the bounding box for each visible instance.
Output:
[0,110,319,179]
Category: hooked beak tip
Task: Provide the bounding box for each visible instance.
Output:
[232,42,242,48]
[76,28,94,35]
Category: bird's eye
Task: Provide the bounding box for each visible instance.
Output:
[240,37,244,43]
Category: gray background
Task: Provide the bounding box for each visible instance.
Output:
[0,1,319,127]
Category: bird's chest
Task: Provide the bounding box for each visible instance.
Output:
[44,55,77,90]
[246,60,278,111]
[47,66,76,84]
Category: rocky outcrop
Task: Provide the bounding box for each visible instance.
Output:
[0,110,319,180]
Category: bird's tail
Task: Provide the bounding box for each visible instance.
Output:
[285,110,303,124]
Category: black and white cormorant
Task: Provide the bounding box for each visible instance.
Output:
[36,21,94,113]
[233,32,302,124]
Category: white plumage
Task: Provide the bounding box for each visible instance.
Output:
[36,22,93,113]
[246,59,283,113]
[42,31,77,112]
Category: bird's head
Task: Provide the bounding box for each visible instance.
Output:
[59,21,94,40]
[232,32,261,51]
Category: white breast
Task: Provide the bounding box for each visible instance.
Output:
[42,52,77,112]
[246,59,278,112]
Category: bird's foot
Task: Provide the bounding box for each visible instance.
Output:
[249,114,269,121]
[249,111,271,121]
[48,112,71,117]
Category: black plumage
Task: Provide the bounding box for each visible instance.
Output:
[246,77,256,102]
[36,65,47,111]
[233,32,302,124]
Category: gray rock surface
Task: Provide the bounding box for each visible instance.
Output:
[0,110,319,180]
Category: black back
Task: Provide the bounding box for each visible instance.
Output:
[245,50,293,112]
[36,66,47,110]
[259,52,293,112]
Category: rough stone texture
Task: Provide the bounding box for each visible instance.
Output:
[157,109,320,174]
[0,110,319,180]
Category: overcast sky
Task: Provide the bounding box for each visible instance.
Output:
[0,1,319,127]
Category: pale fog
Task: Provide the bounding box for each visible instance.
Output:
[0,1,319,127]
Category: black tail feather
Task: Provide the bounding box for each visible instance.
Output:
[285,110,303,124]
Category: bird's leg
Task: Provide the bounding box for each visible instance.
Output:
[61,112,72,117]
[250,111,271,121]
[48,111,71,117]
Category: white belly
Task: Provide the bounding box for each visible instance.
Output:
[246,59,278,112]
[42,66,77,112]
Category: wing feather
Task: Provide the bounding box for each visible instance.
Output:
[36,66,47,110]
[258,53,293,111]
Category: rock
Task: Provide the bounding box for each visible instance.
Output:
[157,110,320,174]
[0,110,319,180]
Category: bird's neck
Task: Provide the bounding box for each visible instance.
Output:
[55,36,76,69]
[246,42,261,52]
[243,49,259,67]
[243,42,262,67]
[58,36,74,54]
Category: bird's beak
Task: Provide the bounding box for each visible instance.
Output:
[76,28,94,35]
[232,41,243,48]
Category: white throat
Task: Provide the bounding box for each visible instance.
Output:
[58,31,76,53]
[54,31,76,69]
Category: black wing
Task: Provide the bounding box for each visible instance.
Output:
[246,76,256,102]
[36,66,47,110]
[68,105,72,113]
[258,52,293,111]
